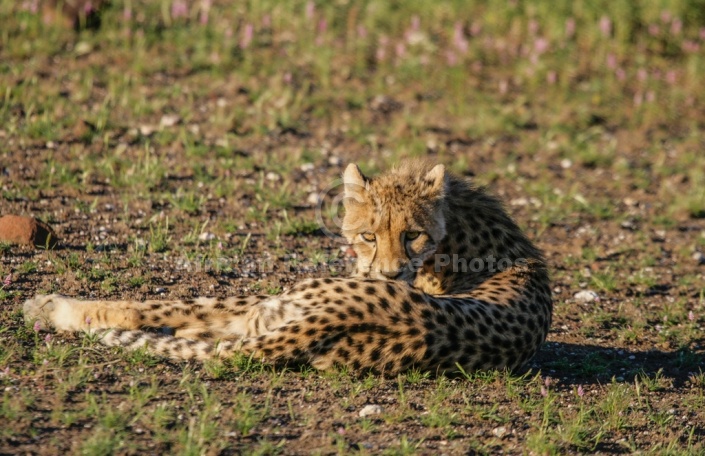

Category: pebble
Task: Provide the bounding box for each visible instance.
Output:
[492,426,508,438]
[198,232,216,241]
[358,404,383,417]
[652,230,666,242]
[307,192,321,206]
[0,215,59,248]
[160,114,181,127]
[574,290,600,303]
[560,158,572,169]
[300,163,315,172]
[265,172,280,182]
[693,251,705,265]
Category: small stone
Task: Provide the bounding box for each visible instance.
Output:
[265,172,280,182]
[560,158,572,169]
[652,230,666,242]
[307,192,320,206]
[198,232,216,241]
[74,41,92,56]
[300,163,315,172]
[155,287,167,294]
[138,125,156,136]
[160,114,181,128]
[328,156,342,166]
[693,251,705,265]
[358,404,383,417]
[0,215,59,248]
[492,426,508,438]
[574,290,599,303]
[620,220,637,230]
[623,197,638,207]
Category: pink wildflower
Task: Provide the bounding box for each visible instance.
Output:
[599,16,612,37]
[305,1,315,20]
[565,17,576,38]
[199,0,211,25]
[453,22,469,54]
[33,321,41,332]
[688,310,695,322]
[577,385,585,397]
[2,274,10,287]
[534,37,549,55]
[670,18,682,35]
[171,0,188,19]
[240,23,253,49]
[540,386,548,397]
[85,316,92,326]
[410,15,420,32]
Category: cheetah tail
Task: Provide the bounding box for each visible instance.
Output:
[98,329,239,361]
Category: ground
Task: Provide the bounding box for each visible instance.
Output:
[1,1,705,454]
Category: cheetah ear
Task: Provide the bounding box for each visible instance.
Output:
[343,164,369,203]
[423,164,446,196]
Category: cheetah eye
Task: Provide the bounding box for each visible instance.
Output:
[361,232,376,242]
[405,231,421,240]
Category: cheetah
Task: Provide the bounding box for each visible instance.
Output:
[23,161,552,374]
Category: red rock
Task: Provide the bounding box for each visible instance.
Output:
[0,215,59,248]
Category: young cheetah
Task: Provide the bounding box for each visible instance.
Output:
[24,161,551,374]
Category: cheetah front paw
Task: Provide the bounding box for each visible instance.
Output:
[23,294,65,331]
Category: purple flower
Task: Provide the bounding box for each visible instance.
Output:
[565,18,576,38]
[85,316,92,326]
[599,16,612,37]
[577,385,585,397]
[615,68,626,81]
[45,333,52,343]
[688,310,695,322]
[534,37,549,55]
[305,1,315,20]
[682,40,700,53]
[606,53,617,69]
[171,0,188,19]
[453,22,469,54]
[122,5,132,20]
[240,23,253,49]
[546,71,557,85]
[540,386,548,397]
[199,0,211,25]
[665,70,677,85]
[648,24,660,36]
[637,68,648,82]
[670,18,682,35]
[410,15,420,32]
[2,274,10,287]
[33,321,41,332]
[528,19,539,36]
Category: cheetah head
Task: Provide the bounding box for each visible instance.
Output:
[341,162,448,284]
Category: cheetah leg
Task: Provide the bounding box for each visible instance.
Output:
[22,294,273,340]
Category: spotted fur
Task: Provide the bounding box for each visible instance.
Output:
[24,161,552,374]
